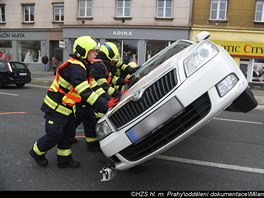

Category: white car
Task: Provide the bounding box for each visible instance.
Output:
[96,32,257,173]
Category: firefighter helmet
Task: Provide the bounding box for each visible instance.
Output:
[73,36,100,59]
[100,42,120,62]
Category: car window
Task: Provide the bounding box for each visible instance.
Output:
[10,62,28,70]
[129,40,192,85]
[0,62,7,72]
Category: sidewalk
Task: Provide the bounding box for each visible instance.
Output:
[30,71,264,105]
[30,71,55,87]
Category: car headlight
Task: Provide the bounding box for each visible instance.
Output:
[184,41,219,77]
[96,120,113,140]
[216,73,238,97]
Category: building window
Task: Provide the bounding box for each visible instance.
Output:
[53,4,64,22]
[0,4,5,23]
[255,0,264,22]
[157,0,173,18]
[210,0,227,21]
[23,4,34,22]
[116,0,131,17]
[79,0,92,17]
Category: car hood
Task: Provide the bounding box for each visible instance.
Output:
[106,40,200,117]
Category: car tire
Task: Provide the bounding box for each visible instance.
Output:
[226,87,258,113]
[128,160,153,174]
[15,83,25,87]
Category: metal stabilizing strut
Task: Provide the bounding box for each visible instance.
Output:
[100,163,116,182]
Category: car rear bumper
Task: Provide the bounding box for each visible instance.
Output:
[2,77,31,85]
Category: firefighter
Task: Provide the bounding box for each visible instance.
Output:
[115,58,140,79]
[74,79,112,152]
[91,42,131,97]
[29,36,119,168]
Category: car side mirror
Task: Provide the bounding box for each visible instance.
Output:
[196,31,210,42]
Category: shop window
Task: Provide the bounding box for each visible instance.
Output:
[210,0,227,21]
[122,40,137,64]
[116,0,131,17]
[23,4,34,23]
[255,0,264,22]
[53,4,64,22]
[156,0,173,18]
[146,40,170,61]
[0,4,5,23]
[105,39,137,64]
[18,41,41,63]
[0,40,12,61]
[253,58,264,82]
[79,0,92,17]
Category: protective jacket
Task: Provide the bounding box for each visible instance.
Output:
[41,57,108,117]
[115,60,137,78]
[91,54,127,97]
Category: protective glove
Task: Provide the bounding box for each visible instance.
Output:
[124,78,131,84]
[107,97,119,109]
[121,90,127,95]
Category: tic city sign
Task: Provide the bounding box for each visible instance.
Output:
[213,40,264,58]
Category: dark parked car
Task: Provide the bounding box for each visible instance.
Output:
[0,60,31,87]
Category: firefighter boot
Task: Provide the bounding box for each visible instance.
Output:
[57,160,81,168]
[29,148,48,167]
[87,141,101,152]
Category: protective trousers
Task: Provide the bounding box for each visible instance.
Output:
[36,112,76,163]
[75,104,97,141]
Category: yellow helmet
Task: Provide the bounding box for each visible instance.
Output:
[73,36,100,59]
[100,42,120,61]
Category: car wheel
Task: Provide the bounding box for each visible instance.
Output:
[128,160,153,174]
[227,87,258,113]
[15,83,25,87]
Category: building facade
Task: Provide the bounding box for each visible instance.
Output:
[0,0,192,71]
[0,0,64,71]
[191,0,264,85]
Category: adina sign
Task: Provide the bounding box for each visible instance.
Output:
[213,40,264,58]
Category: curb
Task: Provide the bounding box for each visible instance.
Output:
[30,78,53,87]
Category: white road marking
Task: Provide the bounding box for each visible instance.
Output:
[0,92,18,96]
[0,112,28,115]
[27,84,49,89]
[156,155,264,174]
[214,117,263,125]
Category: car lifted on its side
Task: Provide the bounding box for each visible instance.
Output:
[96,32,258,179]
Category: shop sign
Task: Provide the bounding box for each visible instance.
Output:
[213,40,264,58]
[59,40,66,48]
[0,32,26,39]
[112,30,132,36]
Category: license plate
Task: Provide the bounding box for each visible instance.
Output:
[126,97,183,144]
[19,73,27,76]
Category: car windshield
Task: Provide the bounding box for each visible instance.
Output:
[129,40,192,87]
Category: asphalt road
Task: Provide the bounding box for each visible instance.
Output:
[0,84,264,191]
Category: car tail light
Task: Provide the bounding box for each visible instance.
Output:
[7,63,13,73]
